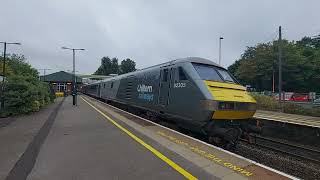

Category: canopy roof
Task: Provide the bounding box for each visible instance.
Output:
[40,71,82,83]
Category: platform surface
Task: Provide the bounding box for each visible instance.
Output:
[27,96,213,180]
[0,98,64,180]
[254,110,320,128]
[1,95,296,180]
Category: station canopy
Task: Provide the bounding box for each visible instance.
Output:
[40,71,82,83]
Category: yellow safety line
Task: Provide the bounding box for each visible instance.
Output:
[80,96,198,180]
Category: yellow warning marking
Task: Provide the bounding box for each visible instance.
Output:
[157,131,254,177]
[80,96,198,180]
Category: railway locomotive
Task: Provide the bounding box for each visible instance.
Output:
[82,57,257,148]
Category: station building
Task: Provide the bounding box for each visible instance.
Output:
[40,71,111,96]
[40,71,83,96]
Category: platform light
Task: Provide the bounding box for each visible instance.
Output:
[61,46,85,106]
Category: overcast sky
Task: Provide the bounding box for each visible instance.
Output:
[1,0,319,75]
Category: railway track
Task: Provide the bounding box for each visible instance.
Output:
[242,135,320,164]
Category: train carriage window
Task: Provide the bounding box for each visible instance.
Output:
[178,67,187,80]
[111,82,114,88]
[103,83,106,88]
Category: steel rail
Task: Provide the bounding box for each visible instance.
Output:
[241,135,320,164]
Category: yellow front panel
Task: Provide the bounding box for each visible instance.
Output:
[204,81,256,103]
[213,111,256,120]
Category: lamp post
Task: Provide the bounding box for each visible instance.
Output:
[61,47,84,106]
[219,37,224,66]
[0,42,21,110]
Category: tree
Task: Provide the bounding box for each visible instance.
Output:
[7,54,39,77]
[228,36,320,92]
[110,57,119,74]
[119,58,136,74]
[94,56,136,75]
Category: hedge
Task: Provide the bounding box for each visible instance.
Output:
[1,75,55,117]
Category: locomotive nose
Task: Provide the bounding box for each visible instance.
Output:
[202,80,257,120]
[201,100,256,120]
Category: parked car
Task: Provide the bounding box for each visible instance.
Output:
[314,98,320,103]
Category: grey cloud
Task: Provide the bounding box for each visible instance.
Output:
[1,0,319,75]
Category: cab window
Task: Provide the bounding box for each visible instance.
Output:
[192,63,235,83]
[178,67,187,80]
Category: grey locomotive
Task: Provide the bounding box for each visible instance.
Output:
[82,57,257,148]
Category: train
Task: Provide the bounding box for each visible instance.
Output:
[81,57,258,149]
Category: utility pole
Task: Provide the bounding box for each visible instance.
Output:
[72,49,76,105]
[38,68,51,82]
[278,26,282,104]
[272,70,275,93]
[219,37,224,65]
[62,47,85,106]
[0,42,21,110]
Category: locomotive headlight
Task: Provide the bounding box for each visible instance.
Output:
[218,102,235,110]
[200,100,218,111]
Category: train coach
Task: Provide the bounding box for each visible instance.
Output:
[82,57,258,148]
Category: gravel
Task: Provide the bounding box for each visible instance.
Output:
[235,142,320,180]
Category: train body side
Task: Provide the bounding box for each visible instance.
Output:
[82,57,257,140]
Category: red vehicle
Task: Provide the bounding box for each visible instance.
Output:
[289,94,309,101]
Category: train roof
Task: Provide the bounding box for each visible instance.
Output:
[86,57,223,84]
[136,57,222,71]
[174,57,221,67]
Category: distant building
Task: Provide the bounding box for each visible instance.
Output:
[39,71,113,96]
[79,74,116,84]
[40,71,82,95]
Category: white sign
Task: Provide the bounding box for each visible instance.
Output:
[174,82,186,88]
[137,84,153,93]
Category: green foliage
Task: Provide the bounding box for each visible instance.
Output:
[119,58,136,74]
[0,54,54,117]
[251,93,280,110]
[251,94,320,117]
[7,54,39,77]
[94,56,136,75]
[228,35,320,92]
[31,100,40,112]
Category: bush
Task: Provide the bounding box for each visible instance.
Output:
[0,54,54,117]
[1,75,53,116]
[31,100,40,112]
[251,93,280,110]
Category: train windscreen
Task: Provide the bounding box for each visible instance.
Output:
[192,63,235,83]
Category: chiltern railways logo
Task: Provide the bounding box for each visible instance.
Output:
[137,84,153,93]
[137,84,154,101]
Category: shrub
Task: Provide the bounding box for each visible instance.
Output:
[251,93,280,110]
[1,75,53,116]
[31,100,40,112]
[0,55,54,117]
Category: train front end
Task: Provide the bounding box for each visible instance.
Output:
[192,62,257,148]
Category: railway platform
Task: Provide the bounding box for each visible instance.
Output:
[254,110,320,128]
[1,96,297,180]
